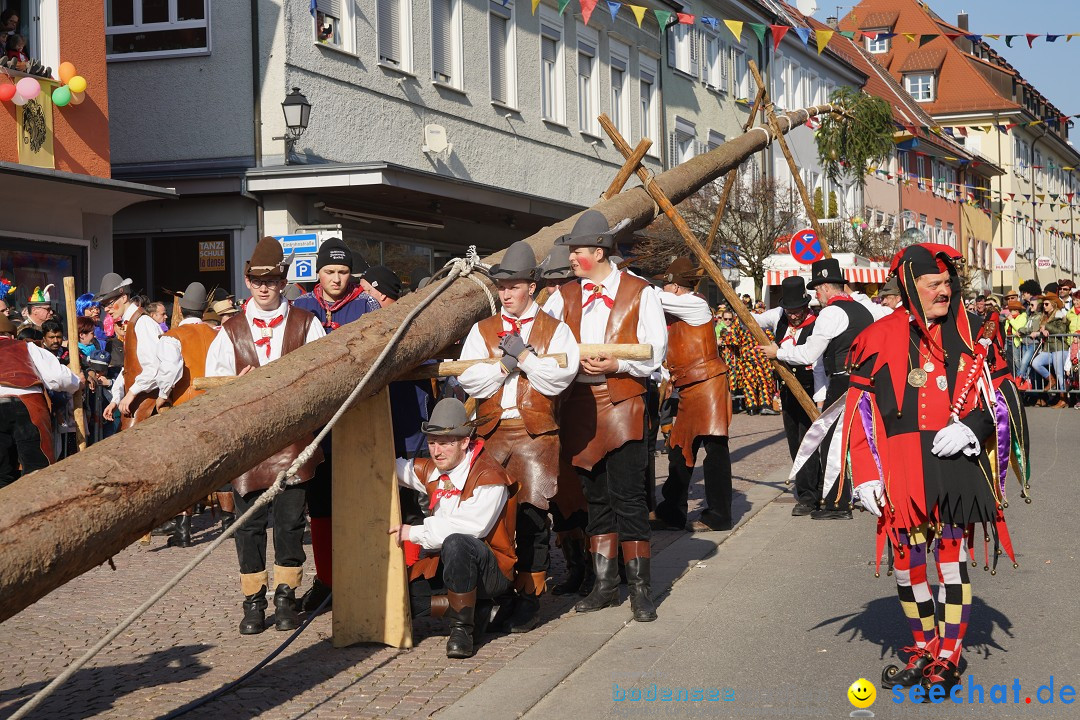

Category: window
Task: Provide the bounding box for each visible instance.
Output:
[773,56,788,111]
[639,55,658,153]
[540,14,564,123]
[669,24,698,77]
[904,73,934,102]
[707,129,725,151]
[946,222,956,248]
[577,29,600,136]
[106,0,209,58]
[431,0,462,88]
[489,1,517,106]
[609,40,630,139]
[704,31,723,90]
[1034,151,1044,187]
[378,0,413,71]
[668,117,696,170]
[866,29,890,54]
[732,46,750,98]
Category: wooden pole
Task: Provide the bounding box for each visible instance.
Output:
[0,101,836,622]
[603,139,653,200]
[62,277,86,451]
[747,60,832,259]
[598,113,821,420]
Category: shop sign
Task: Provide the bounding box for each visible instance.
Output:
[199,240,226,272]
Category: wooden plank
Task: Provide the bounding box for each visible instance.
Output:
[603,138,653,199]
[401,354,568,380]
[332,386,413,649]
[62,277,86,450]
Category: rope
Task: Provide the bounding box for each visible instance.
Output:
[8,252,492,720]
[749,125,772,146]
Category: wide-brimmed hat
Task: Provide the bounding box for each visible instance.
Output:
[779,276,811,309]
[245,236,289,278]
[878,275,901,299]
[421,398,473,437]
[805,258,846,289]
[0,313,16,335]
[178,282,207,312]
[1007,300,1025,312]
[489,241,539,282]
[554,210,629,250]
[212,298,240,316]
[93,273,133,304]
[539,245,573,280]
[652,257,703,288]
[1039,294,1064,311]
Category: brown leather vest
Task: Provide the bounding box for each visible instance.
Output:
[409,446,518,582]
[222,305,314,370]
[121,309,156,394]
[558,273,649,402]
[474,309,560,436]
[666,315,727,387]
[163,322,218,406]
[0,338,43,390]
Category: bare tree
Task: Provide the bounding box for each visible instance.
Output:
[819,210,905,261]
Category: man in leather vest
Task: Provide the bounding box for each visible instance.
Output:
[155,282,220,547]
[753,277,826,516]
[651,258,733,532]
[0,313,81,488]
[458,241,579,632]
[205,237,326,635]
[542,210,667,623]
[390,398,517,659]
[96,273,162,429]
[761,258,882,519]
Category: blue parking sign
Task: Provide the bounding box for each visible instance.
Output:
[289,254,317,283]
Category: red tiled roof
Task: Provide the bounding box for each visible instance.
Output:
[898,48,947,73]
[861,11,900,29]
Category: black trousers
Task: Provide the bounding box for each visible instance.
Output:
[644,381,661,510]
[658,436,732,526]
[408,534,511,617]
[579,438,650,541]
[233,484,308,575]
[0,399,49,489]
[515,502,550,575]
[820,375,853,510]
[305,434,333,519]
[781,386,820,507]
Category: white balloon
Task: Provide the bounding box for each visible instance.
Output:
[11,92,27,106]
[69,91,85,106]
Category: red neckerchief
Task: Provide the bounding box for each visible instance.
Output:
[427,439,485,511]
[313,283,364,330]
[583,282,614,309]
[252,314,284,358]
[826,294,853,306]
[497,314,533,338]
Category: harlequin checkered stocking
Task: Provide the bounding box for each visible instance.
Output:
[933,524,972,664]
[892,530,938,650]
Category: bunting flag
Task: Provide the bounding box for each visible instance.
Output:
[770,24,790,51]
[749,22,768,48]
[816,29,833,54]
[724,19,744,42]
[903,33,918,43]
[677,12,694,25]
[580,0,596,25]
[919,34,937,47]
[1005,35,1018,47]
[795,27,812,47]
[606,0,619,22]
[654,9,672,28]
[531,0,540,14]
[629,4,646,28]
[557,0,571,15]
[1026,33,1039,48]
[701,17,719,31]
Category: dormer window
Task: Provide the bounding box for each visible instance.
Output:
[904,73,935,102]
[866,30,890,54]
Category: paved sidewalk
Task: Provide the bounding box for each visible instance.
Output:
[0,414,789,720]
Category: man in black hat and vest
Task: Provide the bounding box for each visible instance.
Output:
[753,276,827,516]
[543,210,667,622]
[458,240,579,631]
[96,273,163,429]
[650,258,733,532]
[390,398,518,659]
[761,258,878,518]
[205,237,326,635]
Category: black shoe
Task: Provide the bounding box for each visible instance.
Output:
[273,584,300,631]
[690,517,733,532]
[811,508,853,520]
[648,514,685,531]
[239,587,267,635]
[552,536,588,596]
[445,590,477,658]
[574,536,620,613]
[474,599,493,643]
[881,647,935,689]
[791,503,815,516]
[220,511,235,534]
[167,515,192,547]
[509,594,541,633]
[623,555,657,622]
[298,577,333,613]
[919,659,962,699]
[151,517,180,536]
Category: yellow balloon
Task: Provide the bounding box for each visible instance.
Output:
[67,75,87,94]
[58,62,77,84]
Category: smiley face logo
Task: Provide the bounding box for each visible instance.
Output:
[847,678,876,709]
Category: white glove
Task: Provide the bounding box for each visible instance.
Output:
[931,422,979,458]
[853,480,884,517]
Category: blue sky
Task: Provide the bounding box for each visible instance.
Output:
[813,1,1078,114]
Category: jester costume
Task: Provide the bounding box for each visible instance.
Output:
[719,320,775,412]
[797,244,1030,692]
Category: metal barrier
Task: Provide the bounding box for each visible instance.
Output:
[1007,332,1080,395]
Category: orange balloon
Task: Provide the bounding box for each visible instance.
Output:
[58,62,77,84]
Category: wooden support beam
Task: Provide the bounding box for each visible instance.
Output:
[332,387,412,649]
[62,277,86,451]
[603,139,653,200]
[598,113,821,420]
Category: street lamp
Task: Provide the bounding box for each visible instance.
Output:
[274,87,312,164]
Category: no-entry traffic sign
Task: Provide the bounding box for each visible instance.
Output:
[790,229,823,265]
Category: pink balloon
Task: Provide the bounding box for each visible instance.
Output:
[15,77,40,100]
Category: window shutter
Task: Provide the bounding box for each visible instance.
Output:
[378,0,402,65]
[667,131,678,170]
[720,42,729,90]
[317,0,343,17]
[667,28,676,68]
[689,28,699,78]
[490,10,508,103]
[432,0,453,81]
[542,34,558,64]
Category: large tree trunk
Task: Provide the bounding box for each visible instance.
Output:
[0,104,835,623]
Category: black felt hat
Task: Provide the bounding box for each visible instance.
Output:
[805,258,846,289]
[779,276,811,309]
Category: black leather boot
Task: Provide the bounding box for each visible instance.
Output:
[220,512,235,534]
[552,533,588,596]
[150,517,179,536]
[445,590,477,659]
[298,577,333,613]
[622,540,657,622]
[509,593,541,633]
[920,658,962,698]
[273,584,300,632]
[239,587,267,635]
[167,515,192,548]
[574,534,620,613]
[881,646,935,689]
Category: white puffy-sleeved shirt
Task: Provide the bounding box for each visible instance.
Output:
[852,291,893,320]
[776,295,884,370]
[155,317,205,397]
[395,448,507,551]
[111,303,164,399]
[657,290,713,327]
[0,342,81,397]
[458,301,579,420]
[754,307,828,403]
[204,299,325,376]
[542,262,667,383]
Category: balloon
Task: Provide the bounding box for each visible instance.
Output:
[0,83,15,102]
[58,62,77,84]
[52,85,71,107]
[15,77,40,100]
[11,92,27,106]
[67,75,87,94]
[69,90,85,106]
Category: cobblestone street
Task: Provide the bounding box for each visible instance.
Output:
[0,415,787,720]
